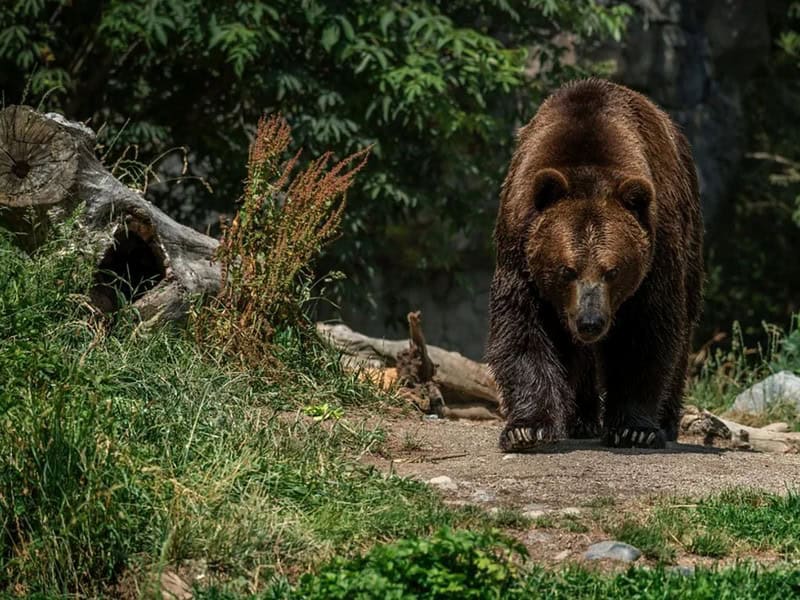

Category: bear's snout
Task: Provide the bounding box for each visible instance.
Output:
[572,282,610,343]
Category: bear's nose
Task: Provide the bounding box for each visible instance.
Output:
[576,313,607,338]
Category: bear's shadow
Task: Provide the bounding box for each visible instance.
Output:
[509,439,726,456]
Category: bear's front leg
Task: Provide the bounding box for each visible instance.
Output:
[600,311,683,450]
[487,267,573,452]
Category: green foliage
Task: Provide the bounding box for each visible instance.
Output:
[0,222,466,596]
[0,0,631,296]
[293,527,528,599]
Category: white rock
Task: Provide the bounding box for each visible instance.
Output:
[523,509,547,519]
[733,371,800,414]
[553,550,570,561]
[428,475,457,491]
[502,453,517,460]
[584,540,641,562]
[470,488,496,503]
[559,507,582,516]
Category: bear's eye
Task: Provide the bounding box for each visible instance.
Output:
[603,267,619,282]
[560,266,578,281]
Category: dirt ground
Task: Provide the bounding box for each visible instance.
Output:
[369,416,800,506]
[362,414,800,568]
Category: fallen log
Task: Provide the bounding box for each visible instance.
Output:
[316,321,500,416]
[0,105,221,322]
[680,405,800,453]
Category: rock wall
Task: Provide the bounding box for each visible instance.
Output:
[343,0,773,359]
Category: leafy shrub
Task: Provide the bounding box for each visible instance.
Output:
[193,114,368,365]
[293,527,527,599]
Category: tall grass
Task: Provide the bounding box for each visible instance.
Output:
[0,221,461,596]
[689,317,800,420]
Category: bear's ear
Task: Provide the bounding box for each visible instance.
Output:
[532,168,569,212]
[617,177,656,230]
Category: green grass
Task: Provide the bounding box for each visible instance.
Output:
[596,489,800,565]
[609,520,676,563]
[0,225,478,596]
[195,528,800,599]
[697,489,800,554]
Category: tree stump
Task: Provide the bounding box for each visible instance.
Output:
[0,105,221,322]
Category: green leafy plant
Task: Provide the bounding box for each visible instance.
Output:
[293,527,528,599]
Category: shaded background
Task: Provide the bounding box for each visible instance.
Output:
[2,0,799,359]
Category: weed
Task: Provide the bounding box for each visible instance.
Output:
[687,532,731,558]
[489,509,532,530]
[193,115,369,367]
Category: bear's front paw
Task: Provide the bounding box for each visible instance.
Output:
[569,417,602,439]
[603,427,666,449]
[500,423,562,452]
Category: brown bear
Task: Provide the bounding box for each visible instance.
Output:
[486,78,703,451]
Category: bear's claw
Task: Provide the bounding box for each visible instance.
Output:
[604,427,665,449]
[500,425,559,452]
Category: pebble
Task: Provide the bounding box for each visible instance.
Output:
[470,488,496,503]
[502,453,517,460]
[423,414,440,421]
[553,550,570,561]
[523,509,547,519]
[584,541,641,562]
[559,507,582,516]
[428,475,458,491]
[667,565,695,576]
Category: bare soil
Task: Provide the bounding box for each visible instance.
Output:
[362,414,800,570]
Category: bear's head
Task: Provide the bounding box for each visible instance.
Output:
[524,168,656,344]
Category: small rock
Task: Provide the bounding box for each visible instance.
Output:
[502,453,517,460]
[523,509,547,519]
[428,475,457,491]
[423,414,440,421]
[584,541,641,562]
[762,422,790,432]
[160,571,192,600]
[553,550,570,561]
[559,507,582,516]
[668,565,695,576]
[470,488,496,503]
[733,371,800,414]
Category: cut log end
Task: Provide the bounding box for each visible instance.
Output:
[0,105,80,209]
[1,106,221,322]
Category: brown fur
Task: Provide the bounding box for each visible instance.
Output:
[486,79,703,451]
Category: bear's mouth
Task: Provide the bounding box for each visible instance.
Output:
[568,316,610,345]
